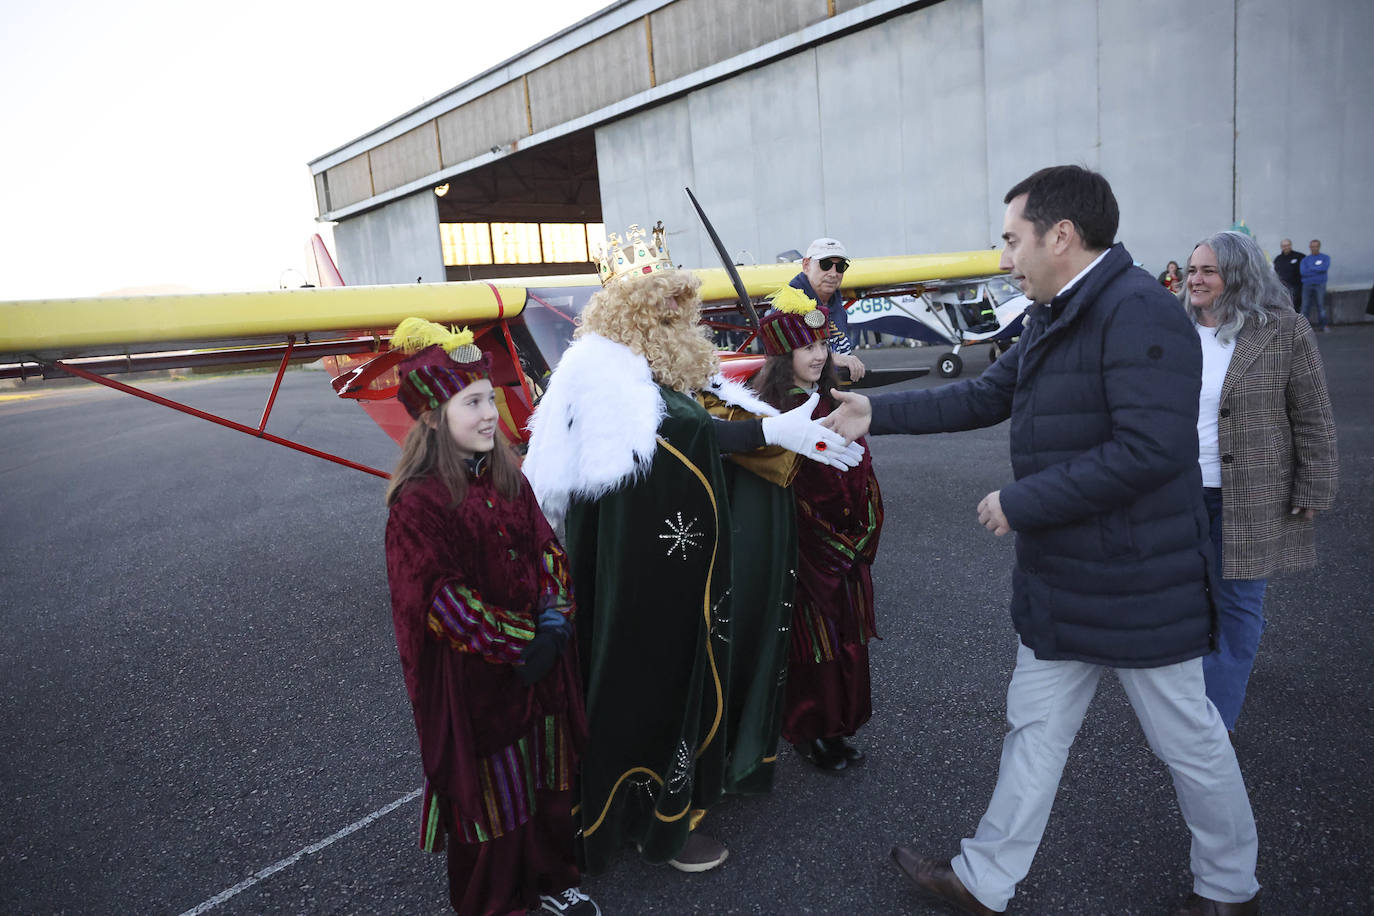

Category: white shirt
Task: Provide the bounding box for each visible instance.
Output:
[1053,249,1111,301]
[1196,324,1235,487]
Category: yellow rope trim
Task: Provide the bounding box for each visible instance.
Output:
[580,766,695,837]
[581,428,725,839]
[653,432,723,756]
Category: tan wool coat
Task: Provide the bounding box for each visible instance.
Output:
[1215,309,1338,578]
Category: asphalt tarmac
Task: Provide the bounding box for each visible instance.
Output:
[2,328,1371,915]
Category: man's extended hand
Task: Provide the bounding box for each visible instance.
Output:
[821,389,873,441]
[977,490,1012,536]
[833,350,867,382]
[761,392,865,470]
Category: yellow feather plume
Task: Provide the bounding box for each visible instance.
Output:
[768,285,818,316]
[392,317,476,355]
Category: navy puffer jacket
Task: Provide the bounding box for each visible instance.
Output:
[870,244,1213,667]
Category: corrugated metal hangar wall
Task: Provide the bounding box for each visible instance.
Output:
[313,0,1373,312]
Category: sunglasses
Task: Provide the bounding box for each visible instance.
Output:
[817,257,849,273]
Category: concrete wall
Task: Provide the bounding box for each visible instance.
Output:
[1235,0,1374,300]
[596,0,1373,300]
[333,191,444,287]
[335,0,1372,304]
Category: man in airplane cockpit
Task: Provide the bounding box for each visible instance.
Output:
[790,237,867,381]
[823,166,1261,916]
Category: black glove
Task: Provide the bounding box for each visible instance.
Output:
[517,630,564,685]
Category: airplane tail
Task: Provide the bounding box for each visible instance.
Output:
[306,234,345,287]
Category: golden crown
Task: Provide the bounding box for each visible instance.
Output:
[595,221,673,285]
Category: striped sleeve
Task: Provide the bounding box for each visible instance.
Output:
[828,320,854,355]
[427,582,536,662]
[536,541,574,622]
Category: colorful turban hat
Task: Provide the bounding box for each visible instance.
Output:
[759,285,830,356]
[392,317,491,419]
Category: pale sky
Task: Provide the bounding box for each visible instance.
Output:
[0,0,610,301]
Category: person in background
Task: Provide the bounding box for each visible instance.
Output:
[750,289,884,773]
[1300,239,1332,331]
[1183,231,1338,734]
[792,238,867,381]
[1271,238,1304,309]
[383,318,598,916]
[1158,260,1183,294]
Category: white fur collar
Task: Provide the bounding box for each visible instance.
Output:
[523,334,662,525]
[522,334,776,524]
[705,374,779,418]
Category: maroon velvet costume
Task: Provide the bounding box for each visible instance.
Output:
[386,468,587,916]
[778,392,884,743]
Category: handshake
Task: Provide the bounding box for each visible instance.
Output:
[761,392,865,471]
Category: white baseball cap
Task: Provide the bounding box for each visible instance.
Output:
[804,238,848,261]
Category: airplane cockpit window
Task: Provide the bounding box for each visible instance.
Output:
[520,286,600,374]
[986,276,1023,306]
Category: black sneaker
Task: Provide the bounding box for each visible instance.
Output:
[534,887,601,915]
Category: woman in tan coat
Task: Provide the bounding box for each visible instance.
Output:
[1183,230,1338,732]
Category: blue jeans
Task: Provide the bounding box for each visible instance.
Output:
[1301,283,1328,329]
[1201,488,1268,730]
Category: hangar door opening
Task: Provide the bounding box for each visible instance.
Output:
[435,128,602,282]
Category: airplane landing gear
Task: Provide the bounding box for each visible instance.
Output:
[937,352,963,378]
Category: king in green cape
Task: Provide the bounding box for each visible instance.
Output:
[523,230,863,873]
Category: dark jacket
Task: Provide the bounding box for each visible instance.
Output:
[790,272,854,354]
[1273,250,1303,286]
[869,244,1213,667]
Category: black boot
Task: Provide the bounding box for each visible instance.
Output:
[821,736,865,764]
[793,739,847,772]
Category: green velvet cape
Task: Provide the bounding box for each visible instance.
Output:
[719,459,796,795]
[564,386,733,872]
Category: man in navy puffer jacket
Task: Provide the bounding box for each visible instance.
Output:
[826,166,1260,916]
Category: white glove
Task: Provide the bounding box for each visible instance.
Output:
[760,392,865,470]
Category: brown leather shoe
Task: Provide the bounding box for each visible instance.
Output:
[1169,892,1260,915]
[891,846,999,915]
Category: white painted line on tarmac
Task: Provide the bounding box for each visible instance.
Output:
[177,787,422,916]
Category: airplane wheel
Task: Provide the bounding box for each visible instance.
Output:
[937,352,963,378]
[989,343,1000,363]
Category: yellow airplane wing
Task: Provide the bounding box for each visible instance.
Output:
[0,249,1002,365]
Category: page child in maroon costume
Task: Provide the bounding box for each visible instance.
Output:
[383,318,598,916]
[751,290,885,773]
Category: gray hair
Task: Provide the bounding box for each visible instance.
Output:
[1183,231,1289,344]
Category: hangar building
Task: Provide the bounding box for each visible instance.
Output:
[307,0,1373,319]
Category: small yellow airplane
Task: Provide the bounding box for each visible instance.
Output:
[0,233,1003,478]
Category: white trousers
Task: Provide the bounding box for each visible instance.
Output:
[951,643,1260,912]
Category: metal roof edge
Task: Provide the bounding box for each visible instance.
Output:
[314,0,927,221]
[307,0,663,173]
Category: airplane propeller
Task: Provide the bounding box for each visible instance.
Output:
[685,187,760,330]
